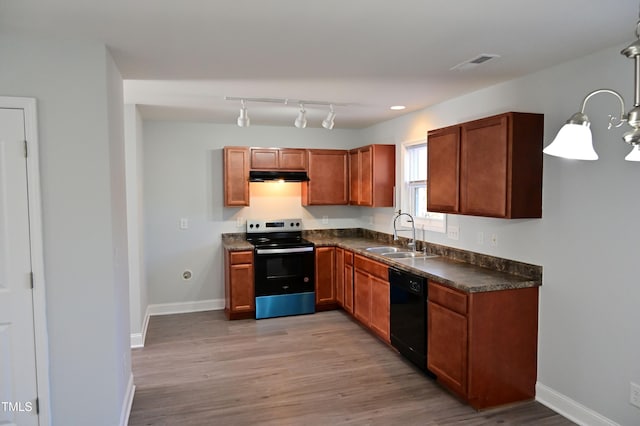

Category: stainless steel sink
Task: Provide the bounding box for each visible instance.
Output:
[365,246,401,253]
[381,251,440,259]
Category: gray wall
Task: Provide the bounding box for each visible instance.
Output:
[143,122,366,304]
[361,44,640,425]
[0,35,131,425]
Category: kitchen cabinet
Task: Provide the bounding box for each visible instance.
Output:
[353,254,390,343]
[343,251,354,314]
[427,281,538,409]
[302,149,349,205]
[427,112,543,218]
[335,248,344,306]
[223,146,250,207]
[250,148,307,170]
[315,246,337,310]
[349,144,395,207]
[224,249,254,319]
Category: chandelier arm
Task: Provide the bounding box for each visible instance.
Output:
[579,89,627,129]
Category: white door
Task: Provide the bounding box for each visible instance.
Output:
[0,108,39,426]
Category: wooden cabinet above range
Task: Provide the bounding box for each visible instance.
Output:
[427,112,543,219]
[250,148,307,170]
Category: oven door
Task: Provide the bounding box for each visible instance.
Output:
[254,246,315,319]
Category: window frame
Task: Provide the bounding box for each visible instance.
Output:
[399,139,446,233]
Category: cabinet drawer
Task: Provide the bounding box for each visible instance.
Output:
[354,255,387,280]
[344,250,353,265]
[429,281,467,315]
[230,251,253,265]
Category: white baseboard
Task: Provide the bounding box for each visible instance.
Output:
[130,305,151,349]
[120,373,136,426]
[130,300,223,348]
[147,298,224,316]
[536,382,619,426]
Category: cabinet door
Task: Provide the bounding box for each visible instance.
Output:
[344,263,354,314]
[353,268,371,324]
[349,150,359,205]
[302,150,348,205]
[223,147,250,206]
[359,147,373,206]
[461,115,508,217]
[335,248,345,307]
[370,275,390,343]
[279,149,307,170]
[230,263,255,313]
[315,247,336,306]
[250,148,279,169]
[427,127,460,213]
[428,300,468,398]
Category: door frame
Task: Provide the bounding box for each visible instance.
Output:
[1,96,51,425]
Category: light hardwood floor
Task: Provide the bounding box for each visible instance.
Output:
[129,310,573,426]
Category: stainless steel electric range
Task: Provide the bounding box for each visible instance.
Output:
[246,218,315,319]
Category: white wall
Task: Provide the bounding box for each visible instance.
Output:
[0,35,131,425]
[361,44,640,425]
[143,122,365,305]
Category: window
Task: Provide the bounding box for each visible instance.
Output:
[400,140,446,232]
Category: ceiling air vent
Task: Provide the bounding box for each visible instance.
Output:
[450,54,500,71]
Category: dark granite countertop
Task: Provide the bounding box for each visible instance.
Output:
[221,231,541,294]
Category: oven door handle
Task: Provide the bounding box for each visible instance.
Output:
[255,246,314,255]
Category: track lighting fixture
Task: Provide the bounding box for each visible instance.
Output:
[294,104,307,128]
[237,99,250,128]
[225,96,348,129]
[322,104,336,130]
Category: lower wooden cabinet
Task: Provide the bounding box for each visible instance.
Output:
[344,252,354,314]
[224,249,254,319]
[335,248,345,306]
[427,281,538,409]
[353,254,390,343]
[315,246,337,310]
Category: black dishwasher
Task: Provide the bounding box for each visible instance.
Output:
[389,267,434,376]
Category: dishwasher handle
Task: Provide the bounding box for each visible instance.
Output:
[388,267,425,296]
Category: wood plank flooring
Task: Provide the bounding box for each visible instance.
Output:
[129,310,573,426]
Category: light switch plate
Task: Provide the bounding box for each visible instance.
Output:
[447,225,459,240]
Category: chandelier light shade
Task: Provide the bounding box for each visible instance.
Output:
[294,104,307,128]
[237,99,250,128]
[544,13,640,162]
[322,105,336,129]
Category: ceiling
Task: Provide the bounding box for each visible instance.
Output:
[1,0,639,128]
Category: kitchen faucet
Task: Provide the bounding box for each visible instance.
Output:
[393,210,416,252]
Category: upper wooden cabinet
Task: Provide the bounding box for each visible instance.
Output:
[427,112,543,218]
[250,148,307,171]
[223,146,250,207]
[302,149,349,205]
[349,144,395,207]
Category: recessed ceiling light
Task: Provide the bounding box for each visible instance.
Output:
[390,105,406,111]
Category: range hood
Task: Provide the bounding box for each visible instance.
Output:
[249,170,310,182]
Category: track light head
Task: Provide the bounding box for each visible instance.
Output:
[322,104,336,129]
[294,104,307,128]
[237,99,250,127]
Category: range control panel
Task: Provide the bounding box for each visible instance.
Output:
[246,218,303,233]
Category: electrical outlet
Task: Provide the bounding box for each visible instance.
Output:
[477,232,484,245]
[490,234,498,247]
[179,217,189,230]
[322,216,329,225]
[447,225,459,240]
[631,382,640,409]
[236,216,244,228]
